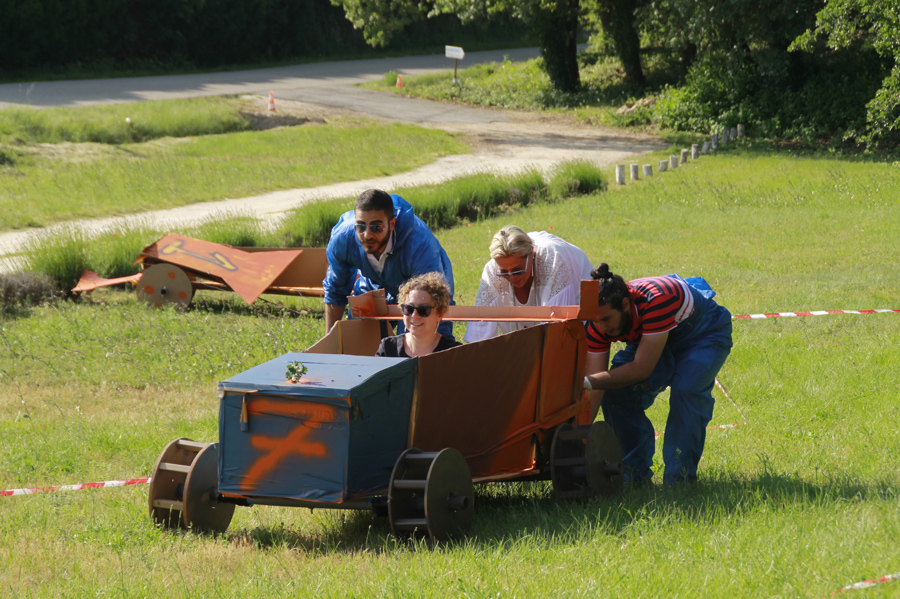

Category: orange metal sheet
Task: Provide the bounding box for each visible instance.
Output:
[72,269,142,293]
[139,234,303,304]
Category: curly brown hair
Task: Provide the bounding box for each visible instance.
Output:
[398,272,452,315]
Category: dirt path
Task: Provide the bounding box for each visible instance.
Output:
[0,95,664,272]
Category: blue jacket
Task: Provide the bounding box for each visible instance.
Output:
[323,195,455,308]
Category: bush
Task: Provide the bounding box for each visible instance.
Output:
[279,200,350,247]
[504,169,549,206]
[13,164,609,289]
[22,227,89,293]
[384,71,399,87]
[0,272,60,312]
[188,212,265,248]
[652,47,890,141]
[548,160,608,198]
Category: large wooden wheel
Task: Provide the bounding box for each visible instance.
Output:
[137,263,194,309]
[388,448,474,543]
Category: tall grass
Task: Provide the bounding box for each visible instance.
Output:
[19,162,609,291]
[21,225,89,292]
[189,211,267,248]
[279,199,349,248]
[547,159,609,197]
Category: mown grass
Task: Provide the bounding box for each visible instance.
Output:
[0,97,252,145]
[0,97,469,231]
[1,147,898,597]
[369,51,681,131]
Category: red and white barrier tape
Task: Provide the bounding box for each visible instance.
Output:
[1,477,149,497]
[831,571,900,595]
[734,309,899,320]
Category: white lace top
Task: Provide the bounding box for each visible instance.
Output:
[463,231,595,342]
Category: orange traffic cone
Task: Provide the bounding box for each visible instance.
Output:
[396,74,403,88]
[268,91,276,112]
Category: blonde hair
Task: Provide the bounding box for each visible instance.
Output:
[489,225,533,260]
[398,272,452,315]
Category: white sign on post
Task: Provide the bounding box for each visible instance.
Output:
[446,46,465,83]
[445,46,465,60]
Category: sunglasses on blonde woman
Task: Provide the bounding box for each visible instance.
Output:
[497,253,531,278]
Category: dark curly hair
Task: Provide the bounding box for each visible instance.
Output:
[590,263,630,310]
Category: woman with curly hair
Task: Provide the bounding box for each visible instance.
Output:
[375,272,460,358]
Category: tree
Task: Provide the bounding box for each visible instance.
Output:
[791,0,900,146]
[590,0,644,87]
[330,0,584,92]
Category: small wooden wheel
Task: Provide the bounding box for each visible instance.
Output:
[389,448,473,543]
[182,443,234,534]
[137,263,193,309]
[149,438,204,530]
[148,438,233,534]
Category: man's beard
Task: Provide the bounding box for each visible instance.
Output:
[364,227,391,255]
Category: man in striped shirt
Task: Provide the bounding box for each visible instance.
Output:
[583,264,733,486]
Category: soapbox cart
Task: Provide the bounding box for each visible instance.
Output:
[148,282,624,542]
[74,233,329,309]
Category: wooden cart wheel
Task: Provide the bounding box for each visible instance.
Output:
[389,448,473,543]
[137,263,194,309]
[182,443,234,534]
[149,438,233,533]
[149,437,206,529]
[551,422,624,499]
[584,421,624,496]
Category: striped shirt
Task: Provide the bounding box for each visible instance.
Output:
[585,276,694,353]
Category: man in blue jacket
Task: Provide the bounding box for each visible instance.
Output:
[323,189,455,337]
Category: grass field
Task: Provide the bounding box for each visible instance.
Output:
[1,144,898,597]
[0,97,468,231]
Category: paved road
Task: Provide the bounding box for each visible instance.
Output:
[0,47,542,122]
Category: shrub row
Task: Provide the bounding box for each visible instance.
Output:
[16,161,608,301]
[0,272,60,313]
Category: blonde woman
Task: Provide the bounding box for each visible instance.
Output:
[375,272,461,358]
[464,225,595,342]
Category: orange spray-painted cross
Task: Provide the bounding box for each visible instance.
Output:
[239,400,336,491]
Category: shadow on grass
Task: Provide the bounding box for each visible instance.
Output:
[219,469,899,554]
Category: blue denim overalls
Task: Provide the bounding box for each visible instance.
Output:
[600,276,733,485]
